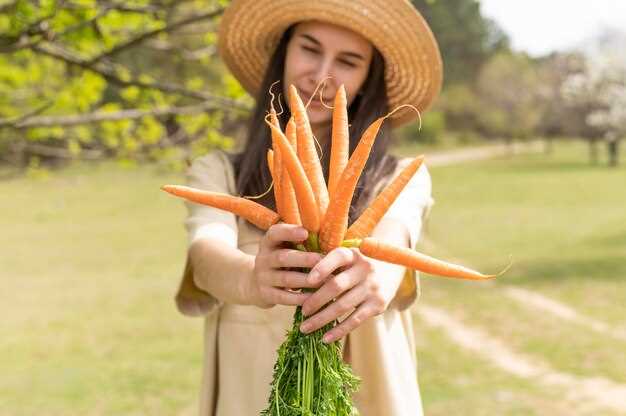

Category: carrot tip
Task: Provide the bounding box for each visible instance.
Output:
[495,255,514,278]
[478,255,514,280]
[161,184,177,194]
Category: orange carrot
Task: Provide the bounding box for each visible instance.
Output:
[285,116,297,150]
[264,117,320,232]
[319,116,385,253]
[267,149,275,177]
[289,84,329,222]
[357,237,496,280]
[161,185,280,230]
[345,155,425,240]
[328,85,349,202]
[280,117,302,225]
[267,149,285,220]
[268,109,289,221]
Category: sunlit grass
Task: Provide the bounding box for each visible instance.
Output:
[2,140,625,415]
[414,139,626,412]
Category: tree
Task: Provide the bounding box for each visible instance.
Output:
[0,0,248,169]
[411,0,510,85]
[562,61,626,166]
[533,52,587,152]
[474,52,542,141]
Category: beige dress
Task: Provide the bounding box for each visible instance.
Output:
[175,150,433,416]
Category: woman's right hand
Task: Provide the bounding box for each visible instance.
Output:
[247,223,323,308]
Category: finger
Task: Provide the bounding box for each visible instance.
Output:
[301,268,361,317]
[300,284,367,334]
[270,249,322,269]
[322,301,382,343]
[265,270,320,289]
[265,287,311,306]
[306,247,356,286]
[263,223,308,248]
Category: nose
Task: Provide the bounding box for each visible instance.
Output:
[309,56,334,88]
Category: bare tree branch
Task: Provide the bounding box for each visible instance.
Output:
[23,142,104,159]
[0,100,225,129]
[88,7,224,65]
[0,102,54,127]
[0,2,169,53]
[29,43,250,111]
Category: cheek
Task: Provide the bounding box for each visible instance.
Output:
[341,68,370,106]
[283,50,297,88]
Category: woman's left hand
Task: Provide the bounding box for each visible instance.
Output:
[299,246,404,343]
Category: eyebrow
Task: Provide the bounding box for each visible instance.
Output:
[299,33,366,61]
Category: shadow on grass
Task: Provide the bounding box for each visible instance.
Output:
[583,229,626,248]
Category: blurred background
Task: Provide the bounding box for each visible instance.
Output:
[1,0,625,415]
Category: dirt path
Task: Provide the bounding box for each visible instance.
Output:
[418,305,626,414]
[426,140,544,167]
[418,141,626,413]
[504,287,626,342]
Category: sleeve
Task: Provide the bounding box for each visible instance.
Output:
[175,151,238,317]
[380,158,434,311]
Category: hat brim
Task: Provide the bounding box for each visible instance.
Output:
[218,0,443,127]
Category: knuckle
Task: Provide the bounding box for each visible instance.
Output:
[368,279,381,294]
[372,299,386,314]
[277,270,290,287]
[265,227,277,243]
[362,259,376,274]
[307,252,321,265]
[336,298,353,314]
[277,250,289,265]
[335,247,353,262]
[277,291,289,304]
[329,278,344,292]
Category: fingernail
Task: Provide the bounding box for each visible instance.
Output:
[298,229,308,239]
[300,322,310,333]
[322,334,333,343]
[308,270,319,283]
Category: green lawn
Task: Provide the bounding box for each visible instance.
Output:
[411,140,626,415]
[2,139,625,415]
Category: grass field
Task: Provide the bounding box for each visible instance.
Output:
[2,139,625,415]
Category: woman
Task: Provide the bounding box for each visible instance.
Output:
[175,0,442,414]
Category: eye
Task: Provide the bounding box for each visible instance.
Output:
[302,45,319,55]
[339,60,357,68]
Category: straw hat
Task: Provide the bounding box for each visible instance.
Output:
[218,0,443,127]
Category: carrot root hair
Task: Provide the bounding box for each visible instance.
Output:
[385,104,422,131]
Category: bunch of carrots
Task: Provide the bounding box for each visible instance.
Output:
[162,84,502,415]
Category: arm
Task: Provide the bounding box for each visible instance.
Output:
[189,223,323,308]
[188,227,255,306]
[176,152,320,314]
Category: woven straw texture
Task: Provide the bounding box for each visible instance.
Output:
[218,0,443,127]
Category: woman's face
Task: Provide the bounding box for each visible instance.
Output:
[283,21,374,128]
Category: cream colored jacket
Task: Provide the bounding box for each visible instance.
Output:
[175,151,433,416]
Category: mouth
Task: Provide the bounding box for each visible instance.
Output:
[297,88,332,106]
[298,89,331,107]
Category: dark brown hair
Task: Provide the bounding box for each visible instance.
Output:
[232,26,398,225]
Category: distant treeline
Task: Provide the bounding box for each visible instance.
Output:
[0,0,623,169]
